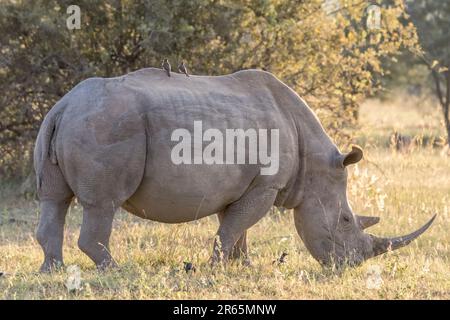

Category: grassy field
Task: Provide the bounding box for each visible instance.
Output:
[0,97,449,299]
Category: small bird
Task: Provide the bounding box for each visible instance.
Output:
[178,60,190,77]
[162,58,171,77]
[183,261,196,273]
[273,252,288,265]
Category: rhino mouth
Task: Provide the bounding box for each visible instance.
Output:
[317,241,366,268]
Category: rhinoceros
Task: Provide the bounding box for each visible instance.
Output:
[34,68,435,272]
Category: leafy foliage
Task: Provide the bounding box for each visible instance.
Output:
[0,0,418,177]
[405,0,450,146]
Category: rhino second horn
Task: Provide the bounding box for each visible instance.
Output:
[370,214,436,257]
[356,215,380,229]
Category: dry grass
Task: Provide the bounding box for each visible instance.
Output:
[0,96,449,299]
[357,94,445,148]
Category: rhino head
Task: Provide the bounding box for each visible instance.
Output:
[293,145,435,267]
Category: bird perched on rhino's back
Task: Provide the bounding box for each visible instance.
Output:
[178,60,189,77]
[162,58,171,77]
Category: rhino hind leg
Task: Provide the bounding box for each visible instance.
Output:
[78,204,117,270]
[212,186,278,264]
[36,150,74,272]
[61,125,146,268]
[217,212,249,264]
[36,198,72,272]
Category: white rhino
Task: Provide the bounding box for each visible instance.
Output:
[34,68,435,272]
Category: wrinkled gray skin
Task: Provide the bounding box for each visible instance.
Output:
[34,68,435,272]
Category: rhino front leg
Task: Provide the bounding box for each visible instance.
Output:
[212,187,278,264]
[36,199,72,272]
[217,212,249,263]
[78,204,117,270]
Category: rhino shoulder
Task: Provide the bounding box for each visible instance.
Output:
[232,69,308,113]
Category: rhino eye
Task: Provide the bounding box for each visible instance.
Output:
[342,215,350,223]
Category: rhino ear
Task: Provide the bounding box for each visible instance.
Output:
[341,145,363,167]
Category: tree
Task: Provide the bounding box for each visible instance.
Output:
[0,0,418,178]
[406,0,450,147]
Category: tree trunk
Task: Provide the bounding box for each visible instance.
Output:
[431,70,450,147]
[445,116,450,148]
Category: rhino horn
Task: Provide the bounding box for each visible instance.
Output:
[356,215,380,229]
[370,215,436,257]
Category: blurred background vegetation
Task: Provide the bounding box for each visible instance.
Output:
[0,0,449,183]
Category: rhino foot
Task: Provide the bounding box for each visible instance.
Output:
[96,259,119,272]
[39,259,64,273]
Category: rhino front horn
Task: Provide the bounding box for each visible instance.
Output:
[371,214,436,257]
[356,215,380,229]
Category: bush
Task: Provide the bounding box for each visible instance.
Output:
[0,0,418,178]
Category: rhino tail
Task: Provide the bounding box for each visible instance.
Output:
[35,102,66,191]
[42,111,62,165]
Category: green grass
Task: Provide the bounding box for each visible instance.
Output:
[0,96,449,299]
